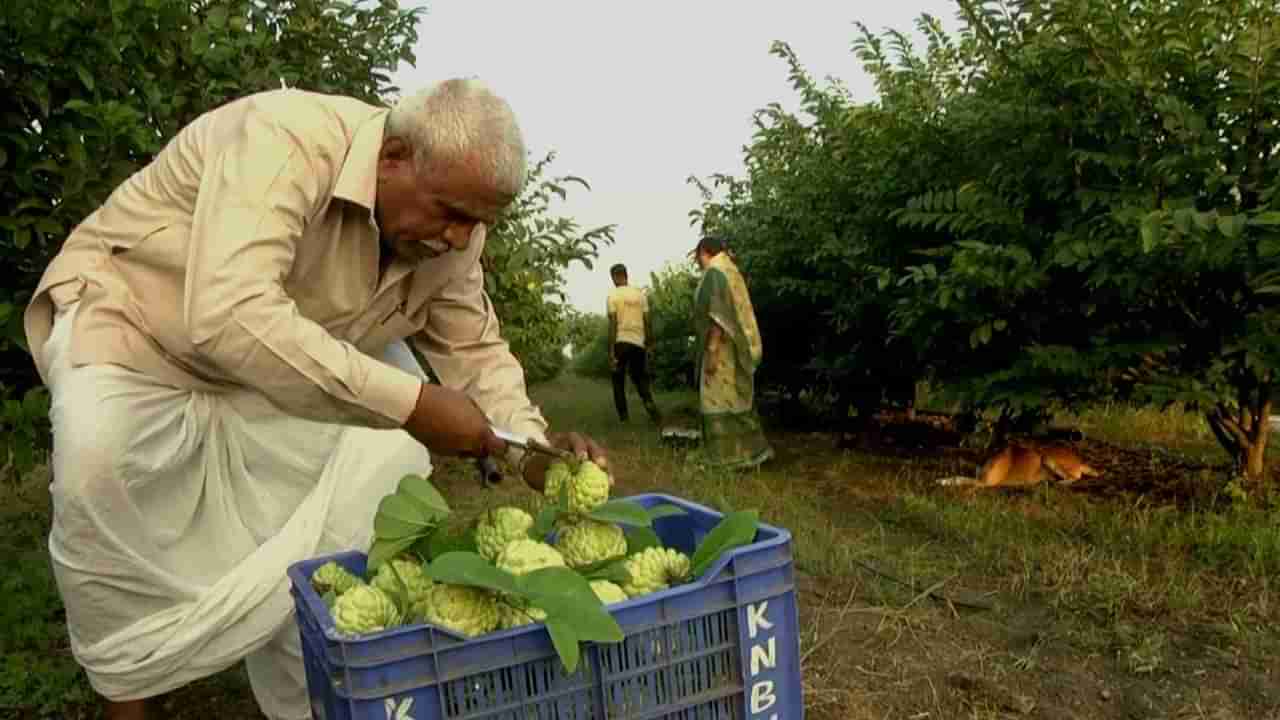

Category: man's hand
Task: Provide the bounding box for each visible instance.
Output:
[521,431,611,492]
[402,383,504,458]
[608,352,618,371]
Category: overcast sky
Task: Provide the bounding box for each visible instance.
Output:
[393,1,960,314]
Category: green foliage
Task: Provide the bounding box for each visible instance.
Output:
[0,513,94,715]
[368,474,451,571]
[426,552,623,673]
[690,0,1280,480]
[562,309,605,360]
[0,0,423,482]
[645,262,700,389]
[484,153,616,384]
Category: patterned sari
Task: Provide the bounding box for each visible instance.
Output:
[693,253,774,469]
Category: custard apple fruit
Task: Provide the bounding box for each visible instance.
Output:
[497,599,548,630]
[620,547,692,598]
[333,584,402,636]
[543,460,610,515]
[311,560,362,596]
[555,519,627,568]
[589,580,629,606]
[371,558,433,600]
[474,506,535,562]
[420,584,500,637]
[495,538,566,576]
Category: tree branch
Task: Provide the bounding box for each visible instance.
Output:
[1208,403,1249,454]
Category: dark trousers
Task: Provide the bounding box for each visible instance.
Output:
[612,342,660,422]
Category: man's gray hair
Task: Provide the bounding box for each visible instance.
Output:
[385,78,527,198]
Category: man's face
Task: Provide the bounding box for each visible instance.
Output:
[374,138,510,263]
[611,272,627,287]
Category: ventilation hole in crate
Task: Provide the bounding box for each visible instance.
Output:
[663,695,739,719]
[442,656,595,719]
[599,609,743,718]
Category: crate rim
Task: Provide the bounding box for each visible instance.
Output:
[288,492,792,646]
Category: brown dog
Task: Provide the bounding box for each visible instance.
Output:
[937,444,1100,488]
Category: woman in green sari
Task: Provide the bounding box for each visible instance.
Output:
[692,236,774,469]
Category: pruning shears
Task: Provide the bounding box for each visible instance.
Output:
[475,427,577,488]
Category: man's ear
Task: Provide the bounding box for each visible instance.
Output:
[378,136,414,169]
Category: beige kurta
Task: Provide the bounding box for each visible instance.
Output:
[24,88,547,717]
[25,87,548,456]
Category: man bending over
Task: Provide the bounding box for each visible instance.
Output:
[24,79,607,720]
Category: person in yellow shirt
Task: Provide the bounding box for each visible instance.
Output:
[24,79,608,720]
[606,263,661,424]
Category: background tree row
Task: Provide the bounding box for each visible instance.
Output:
[689,0,1280,486]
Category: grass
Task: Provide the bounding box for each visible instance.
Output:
[3,373,1280,718]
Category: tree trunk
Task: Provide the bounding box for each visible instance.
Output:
[1205,381,1272,488]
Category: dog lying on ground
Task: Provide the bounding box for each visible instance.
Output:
[937,443,1100,488]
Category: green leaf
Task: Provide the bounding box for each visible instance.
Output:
[518,567,624,644]
[384,561,411,615]
[545,618,581,673]
[587,499,653,528]
[1217,214,1247,239]
[75,65,96,92]
[427,552,519,595]
[373,493,440,540]
[624,527,664,554]
[689,510,760,579]
[418,526,477,560]
[581,558,631,586]
[530,504,561,541]
[1140,220,1157,252]
[647,503,688,521]
[1250,211,1280,227]
[396,474,450,516]
[367,535,416,572]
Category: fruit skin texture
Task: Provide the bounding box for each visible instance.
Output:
[620,547,692,598]
[474,506,535,562]
[311,560,362,596]
[333,585,402,636]
[556,520,627,569]
[497,600,547,630]
[543,460,610,515]
[495,538,566,576]
[420,584,500,637]
[371,558,433,602]
[590,580,629,605]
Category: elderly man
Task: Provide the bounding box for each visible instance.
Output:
[24,79,607,720]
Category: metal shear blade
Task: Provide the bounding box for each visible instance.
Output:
[491,427,576,462]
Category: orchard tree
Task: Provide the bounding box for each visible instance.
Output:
[691,0,1280,486]
[644,261,700,389]
[0,0,422,479]
[689,27,971,423]
[892,0,1280,483]
[484,152,616,383]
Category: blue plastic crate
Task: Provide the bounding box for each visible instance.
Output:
[287,493,802,719]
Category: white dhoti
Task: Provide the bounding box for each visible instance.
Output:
[42,301,432,719]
